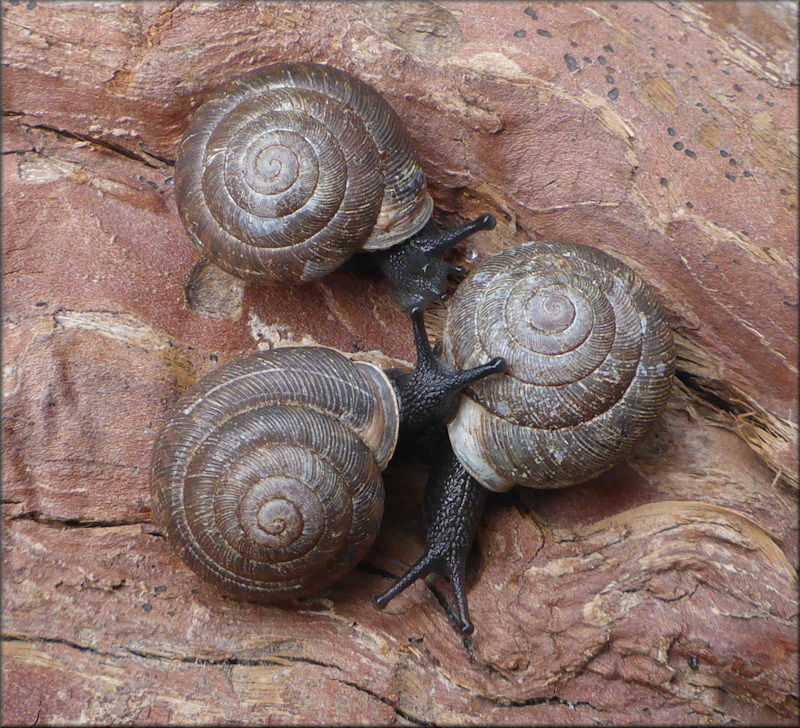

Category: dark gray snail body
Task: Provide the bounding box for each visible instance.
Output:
[150,241,675,616]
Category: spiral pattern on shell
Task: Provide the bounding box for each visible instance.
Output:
[175,63,433,284]
[150,347,399,602]
[444,241,675,492]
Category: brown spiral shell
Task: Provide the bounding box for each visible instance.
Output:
[444,241,675,492]
[175,62,433,284]
[149,347,399,602]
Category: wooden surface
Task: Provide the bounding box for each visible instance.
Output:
[3,1,797,724]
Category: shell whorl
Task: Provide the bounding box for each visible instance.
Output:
[444,241,675,492]
[149,347,399,602]
[175,63,433,284]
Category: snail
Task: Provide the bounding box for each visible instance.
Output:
[149,309,505,603]
[374,241,676,633]
[175,62,495,309]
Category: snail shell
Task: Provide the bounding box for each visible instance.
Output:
[444,241,675,492]
[150,347,399,601]
[175,62,433,284]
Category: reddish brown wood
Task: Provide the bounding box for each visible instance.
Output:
[3,2,797,724]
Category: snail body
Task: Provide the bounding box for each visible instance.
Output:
[444,240,676,492]
[376,240,676,632]
[175,63,433,285]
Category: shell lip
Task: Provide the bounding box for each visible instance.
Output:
[352,360,400,470]
[447,397,515,493]
[361,191,434,251]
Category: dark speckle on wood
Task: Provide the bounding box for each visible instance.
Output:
[138,176,159,191]
[685,149,697,158]
[673,141,684,151]
[524,6,538,20]
[537,28,553,38]
[598,55,607,65]
[660,177,669,187]
[513,29,527,38]
[608,87,619,100]
[564,54,579,72]
[606,74,615,83]
[603,43,614,53]
[667,127,677,136]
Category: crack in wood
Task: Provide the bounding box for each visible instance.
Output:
[5,115,174,168]
[336,677,431,726]
[7,510,150,529]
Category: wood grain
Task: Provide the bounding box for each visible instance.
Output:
[3,1,797,724]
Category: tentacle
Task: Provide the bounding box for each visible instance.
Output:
[450,357,507,391]
[412,213,496,258]
[409,306,437,369]
[373,551,438,609]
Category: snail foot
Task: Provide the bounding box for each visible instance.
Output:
[374,450,488,635]
[376,214,496,309]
